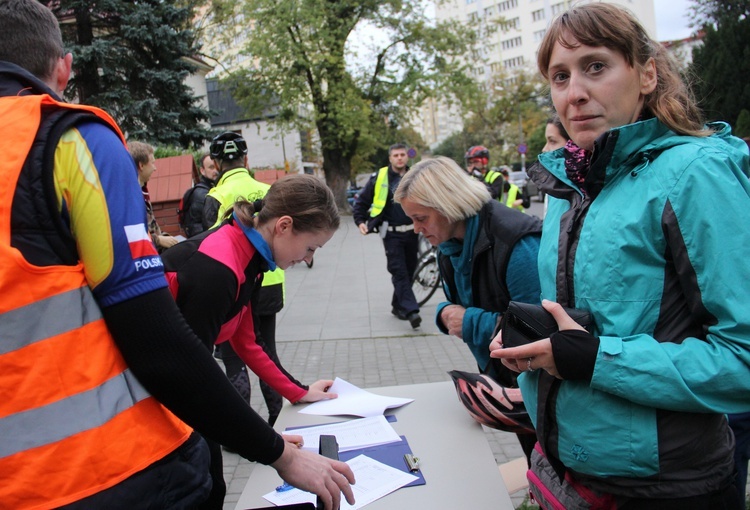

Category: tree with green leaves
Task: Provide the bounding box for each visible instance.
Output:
[44,0,212,147]
[689,0,750,128]
[735,109,750,138]
[218,0,479,209]
[435,71,549,170]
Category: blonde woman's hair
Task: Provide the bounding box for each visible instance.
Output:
[233,174,340,233]
[537,3,709,137]
[394,156,491,223]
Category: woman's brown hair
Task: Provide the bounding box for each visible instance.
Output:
[233,174,340,233]
[537,3,709,137]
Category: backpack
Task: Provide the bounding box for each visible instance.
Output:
[177,182,210,232]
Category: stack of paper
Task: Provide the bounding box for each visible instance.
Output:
[284,415,401,453]
[299,378,413,417]
[262,455,418,509]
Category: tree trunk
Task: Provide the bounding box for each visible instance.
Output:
[321,147,352,212]
[74,8,100,102]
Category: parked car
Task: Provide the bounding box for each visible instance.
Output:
[507,168,543,202]
[346,185,361,207]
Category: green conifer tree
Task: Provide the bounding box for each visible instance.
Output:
[44,0,212,147]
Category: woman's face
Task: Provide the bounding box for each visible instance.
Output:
[271,218,334,269]
[547,38,656,150]
[542,123,567,152]
[400,197,459,246]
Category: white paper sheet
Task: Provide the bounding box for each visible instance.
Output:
[262,454,419,509]
[284,415,401,453]
[299,378,413,417]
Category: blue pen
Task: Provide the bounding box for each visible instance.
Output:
[275,482,294,492]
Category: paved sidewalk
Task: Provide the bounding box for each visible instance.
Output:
[221,220,530,510]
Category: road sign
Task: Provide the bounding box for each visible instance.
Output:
[518,143,527,154]
[407,148,417,158]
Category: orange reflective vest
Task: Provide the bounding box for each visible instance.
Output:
[0,94,192,509]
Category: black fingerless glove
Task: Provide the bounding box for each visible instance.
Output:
[550,329,600,381]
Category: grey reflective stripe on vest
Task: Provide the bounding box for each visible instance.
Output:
[0,286,101,355]
[0,369,151,459]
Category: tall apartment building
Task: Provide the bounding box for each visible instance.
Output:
[418,0,656,147]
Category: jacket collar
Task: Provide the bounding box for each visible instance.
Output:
[0,60,62,100]
[216,166,250,186]
[535,118,736,199]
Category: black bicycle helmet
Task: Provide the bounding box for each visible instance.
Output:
[448,370,534,434]
[210,131,248,162]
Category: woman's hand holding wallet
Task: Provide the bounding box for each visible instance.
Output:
[490,300,595,379]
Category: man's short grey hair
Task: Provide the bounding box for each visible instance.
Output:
[0,0,64,82]
[394,156,491,223]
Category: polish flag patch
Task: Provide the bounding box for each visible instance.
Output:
[124,224,158,259]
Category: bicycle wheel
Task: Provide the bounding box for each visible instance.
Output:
[412,256,441,307]
[417,233,432,259]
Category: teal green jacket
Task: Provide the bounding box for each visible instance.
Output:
[525,118,750,498]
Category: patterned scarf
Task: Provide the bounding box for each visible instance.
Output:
[563,140,592,196]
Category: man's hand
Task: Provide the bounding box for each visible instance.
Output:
[158,234,179,249]
[358,223,369,235]
[281,434,304,448]
[298,379,338,403]
[271,441,355,510]
[440,304,466,338]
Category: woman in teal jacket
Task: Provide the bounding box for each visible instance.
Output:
[491,4,750,508]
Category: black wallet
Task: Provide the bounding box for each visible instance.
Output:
[500,301,593,348]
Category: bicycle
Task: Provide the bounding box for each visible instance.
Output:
[412,235,441,307]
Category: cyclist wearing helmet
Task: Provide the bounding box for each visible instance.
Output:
[201,131,287,428]
[464,145,504,200]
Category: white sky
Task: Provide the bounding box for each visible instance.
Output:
[654,0,694,41]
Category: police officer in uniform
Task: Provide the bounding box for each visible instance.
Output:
[353,143,421,329]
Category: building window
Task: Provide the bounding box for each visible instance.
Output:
[551,2,566,15]
[497,0,518,12]
[534,29,546,42]
[501,36,522,50]
[503,56,525,69]
[532,9,545,22]
[500,17,520,31]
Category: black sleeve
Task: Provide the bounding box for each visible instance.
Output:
[352,175,376,225]
[102,287,285,465]
[202,195,220,230]
[172,251,237,347]
[489,177,503,200]
[521,188,531,209]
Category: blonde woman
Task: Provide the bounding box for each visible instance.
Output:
[395,156,543,462]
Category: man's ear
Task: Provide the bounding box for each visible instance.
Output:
[54,53,73,96]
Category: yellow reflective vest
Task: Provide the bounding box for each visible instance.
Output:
[369,166,390,217]
[505,183,525,212]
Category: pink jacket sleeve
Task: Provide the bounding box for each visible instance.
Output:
[227,308,307,403]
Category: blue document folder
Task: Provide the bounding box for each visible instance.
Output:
[339,435,425,487]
